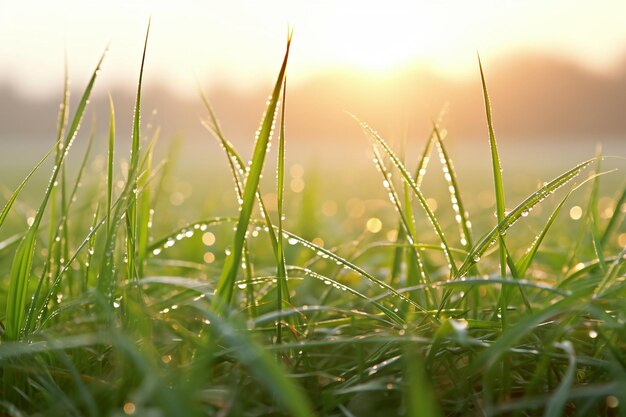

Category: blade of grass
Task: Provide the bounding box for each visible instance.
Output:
[276,77,289,344]
[27,130,97,327]
[4,48,106,341]
[456,158,595,278]
[516,172,607,277]
[213,34,291,312]
[106,94,115,229]
[126,19,151,284]
[433,125,473,251]
[372,146,432,308]
[478,54,507,279]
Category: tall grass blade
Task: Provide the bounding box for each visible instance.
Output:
[4,48,106,340]
[199,92,260,315]
[126,20,151,283]
[478,54,507,278]
[96,26,150,306]
[107,94,115,229]
[213,35,291,311]
[275,77,289,343]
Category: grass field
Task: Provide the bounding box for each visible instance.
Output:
[1,29,626,417]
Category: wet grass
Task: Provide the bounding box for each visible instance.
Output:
[1,29,626,417]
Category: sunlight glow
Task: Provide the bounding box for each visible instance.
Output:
[2,0,626,96]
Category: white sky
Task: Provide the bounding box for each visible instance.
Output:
[2,0,626,97]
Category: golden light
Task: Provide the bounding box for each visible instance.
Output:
[3,0,626,96]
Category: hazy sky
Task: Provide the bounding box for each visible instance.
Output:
[2,0,626,97]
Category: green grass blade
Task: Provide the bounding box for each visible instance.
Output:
[457,158,595,278]
[478,54,507,278]
[516,193,570,277]
[213,35,291,312]
[356,118,458,277]
[279,228,426,323]
[200,89,270,317]
[434,125,473,251]
[107,94,115,229]
[276,77,288,343]
[372,146,432,307]
[125,20,151,283]
[515,172,605,277]
[415,125,437,188]
[288,266,403,324]
[4,48,106,341]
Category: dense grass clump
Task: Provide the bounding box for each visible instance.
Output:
[1,29,626,417]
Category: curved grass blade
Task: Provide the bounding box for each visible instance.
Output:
[478,54,507,278]
[4,48,106,341]
[389,128,436,287]
[213,35,291,312]
[457,158,595,278]
[372,146,432,307]
[434,125,473,251]
[278,228,428,322]
[156,215,424,324]
[515,172,606,277]
[199,96,259,314]
[355,118,458,277]
[288,266,403,325]
[516,193,570,278]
